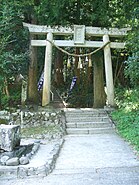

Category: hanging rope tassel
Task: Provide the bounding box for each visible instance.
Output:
[77,57,83,69]
[85,56,89,62]
[72,57,75,65]
[67,57,71,68]
[88,55,92,67]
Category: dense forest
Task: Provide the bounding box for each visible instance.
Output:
[0,0,138,108]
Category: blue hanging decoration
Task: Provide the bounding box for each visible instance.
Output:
[66,76,77,101]
[69,76,77,92]
[38,71,44,91]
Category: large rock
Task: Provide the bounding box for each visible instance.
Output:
[19,156,29,165]
[0,155,10,165]
[0,125,21,151]
[6,157,19,166]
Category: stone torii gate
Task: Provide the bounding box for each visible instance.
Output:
[23,23,130,107]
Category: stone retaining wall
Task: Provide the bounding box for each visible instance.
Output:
[0,109,67,141]
[13,110,66,128]
[0,109,66,127]
[0,139,64,178]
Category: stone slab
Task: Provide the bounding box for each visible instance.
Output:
[0,125,20,151]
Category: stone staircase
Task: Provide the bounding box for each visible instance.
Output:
[65,108,115,135]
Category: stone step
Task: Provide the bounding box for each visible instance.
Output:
[65,113,107,117]
[66,116,109,122]
[64,108,106,113]
[66,127,114,135]
[65,109,106,112]
[66,122,112,128]
[65,109,114,135]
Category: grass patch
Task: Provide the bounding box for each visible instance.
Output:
[111,109,139,152]
[111,88,139,153]
[0,119,8,125]
[21,125,62,139]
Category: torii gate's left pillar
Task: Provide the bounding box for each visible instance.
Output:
[42,32,53,106]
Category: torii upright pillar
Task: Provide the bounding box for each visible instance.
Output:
[103,34,115,107]
[42,32,53,106]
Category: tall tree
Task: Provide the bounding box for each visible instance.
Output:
[0,0,29,108]
[27,3,39,105]
[93,52,106,108]
[19,0,42,105]
[54,50,64,86]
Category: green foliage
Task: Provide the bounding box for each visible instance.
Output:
[67,82,93,108]
[124,52,139,87]
[111,88,139,152]
[36,0,112,26]
[114,88,139,111]
[112,110,139,152]
[111,3,139,150]
[0,0,29,109]
[124,6,139,87]
[109,0,138,27]
[0,1,29,76]
[0,119,8,125]
[1,90,21,109]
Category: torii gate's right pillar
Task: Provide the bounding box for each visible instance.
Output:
[103,34,115,107]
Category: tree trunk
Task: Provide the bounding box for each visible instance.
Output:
[74,48,80,84]
[28,34,38,104]
[4,77,10,97]
[27,11,38,104]
[54,50,64,86]
[26,0,41,105]
[93,52,106,108]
